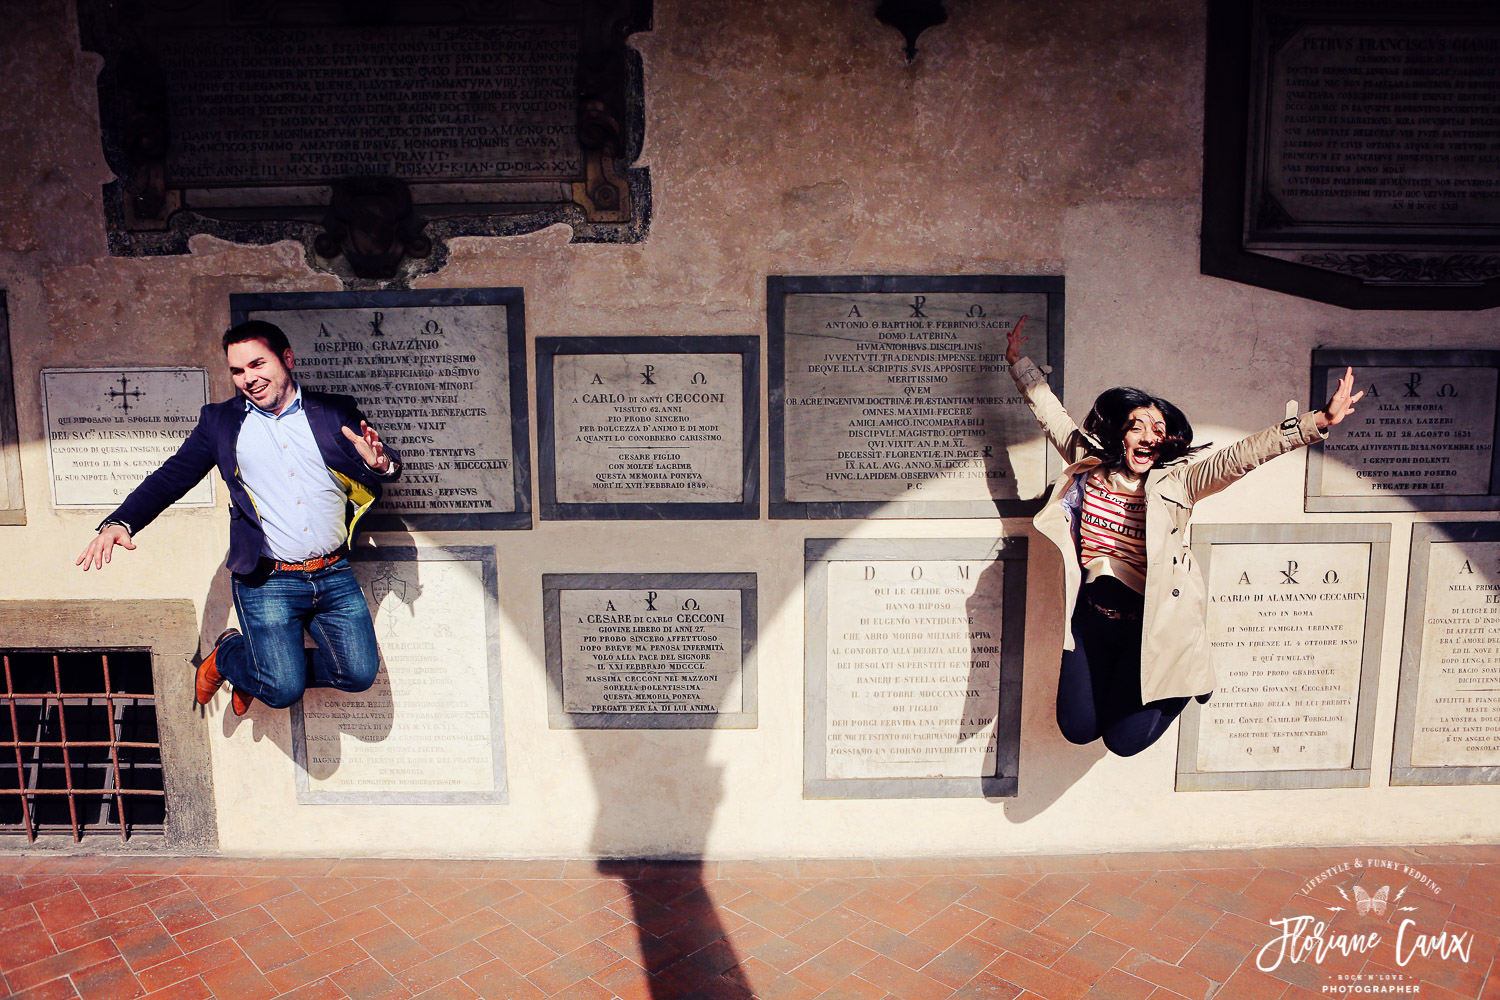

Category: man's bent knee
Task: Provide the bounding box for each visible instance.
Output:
[335,655,380,693]
[258,679,306,710]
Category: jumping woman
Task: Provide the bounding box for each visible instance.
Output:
[1005,320,1362,756]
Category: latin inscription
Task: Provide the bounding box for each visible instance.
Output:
[782,293,1047,504]
[558,588,743,714]
[552,353,743,504]
[824,560,1002,780]
[300,558,497,795]
[1317,366,1497,497]
[258,305,516,516]
[1196,543,1371,772]
[155,24,582,186]
[1410,540,1500,767]
[1265,24,1500,226]
[41,368,212,508]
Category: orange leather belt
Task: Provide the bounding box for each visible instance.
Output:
[264,547,347,573]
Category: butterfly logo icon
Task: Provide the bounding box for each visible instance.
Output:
[1330,880,1416,919]
[1354,885,1390,916]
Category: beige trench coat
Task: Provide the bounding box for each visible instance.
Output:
[1011,358,1328,702]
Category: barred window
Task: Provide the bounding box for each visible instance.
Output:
[0,649,165,841]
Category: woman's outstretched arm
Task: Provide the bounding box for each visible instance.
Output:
[1006,316,1092,463]
[1176,367,1364,503]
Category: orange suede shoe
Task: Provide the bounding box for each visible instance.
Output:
[195,628,240,706]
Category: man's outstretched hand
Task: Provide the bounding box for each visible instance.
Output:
[343,420,394,474]
[77,524,135,571]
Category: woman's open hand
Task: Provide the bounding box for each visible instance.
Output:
[1005,315,1029,366]
[1317,366,1364,431]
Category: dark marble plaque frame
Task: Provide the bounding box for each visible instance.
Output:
[290,545,507,805]
[768,275,1064,520]
[542,572,758,730]
[1392,521,1500,787]
[536,336,760,521]
[79,0,652,285]
[0,293,23,525]
[1176,523,1390,792]
[1202,0,1500,310]
[231,287,531,531]
[1306,349,1500,513]
[803,536,1026,800]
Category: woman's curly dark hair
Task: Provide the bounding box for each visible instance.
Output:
[1082,386,1209,471]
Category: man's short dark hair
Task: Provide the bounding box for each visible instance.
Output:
[223,320,292,356]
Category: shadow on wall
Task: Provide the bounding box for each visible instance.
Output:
[965,526,1109,823]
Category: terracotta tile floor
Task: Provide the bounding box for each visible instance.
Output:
[1,845,1497,1000]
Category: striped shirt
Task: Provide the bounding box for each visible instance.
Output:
[1078,469,1147,593]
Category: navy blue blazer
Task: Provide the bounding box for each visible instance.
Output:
[104,390,400,574]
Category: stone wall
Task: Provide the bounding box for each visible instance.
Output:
[0,0,1495,857]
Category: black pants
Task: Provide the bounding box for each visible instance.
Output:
[1057,577,1189,757]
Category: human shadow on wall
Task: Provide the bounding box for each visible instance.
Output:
[192,547,397,770]
[973,492,1106,823]
[536,596,753,1000]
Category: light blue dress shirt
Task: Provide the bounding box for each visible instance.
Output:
[235,386,349,562]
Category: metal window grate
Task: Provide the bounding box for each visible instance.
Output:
[0,649,165,841]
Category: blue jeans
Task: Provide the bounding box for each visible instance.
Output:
[218,560,381,709]
[1056,578,1188,757]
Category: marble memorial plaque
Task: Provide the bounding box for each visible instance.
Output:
[1201,2,1500,309]
[153,25,583,189]
[232,289,530,530]
[543,573,757,729]
[80,1,652,264]
[1310,353,1500,511]
[1408,539,1500,767]
[292,546,505,804]
[1257,22,1500,237]
[824,560,1003,781]
[804,537,1026,799]
[1178,524,1389,791]
[537,337,759,519]
[770,276,1063,519]
[41,368,212,509]
[1196,543,1370,772]
[1393,523,1500,784]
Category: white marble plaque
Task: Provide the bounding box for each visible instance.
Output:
[1319,366,1497,498]
[1196,543,1371,772]
[782,292,1047,504]
[300,557,497,796]
[41,368,213,509]
[558,588,743,714]
[823,559,1003,780]
[551,352,743,504]
[1261,24,1500,232]
[1410,540,1500,767]
[259,304,517,517]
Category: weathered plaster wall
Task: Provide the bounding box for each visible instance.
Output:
[0,0,1494,857]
